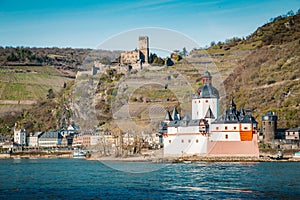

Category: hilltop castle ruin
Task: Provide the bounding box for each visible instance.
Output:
[120,36,149,65]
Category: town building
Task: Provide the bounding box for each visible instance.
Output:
[72,133,102,147]
[14,127,26,145]
[38,130,64,147]
[120,36,149,65]
[27,132,43,147]
[67,123,80,134]
[72,134,84,147]
[285,127,300,149]
[159,70,259,157]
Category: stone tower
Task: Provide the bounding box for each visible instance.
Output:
[138,36,149,63]
[262,111,277,143]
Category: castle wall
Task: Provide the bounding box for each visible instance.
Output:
[163,133,208,156]
[120,50,140,65]
[207,134,259,157]
[210,123,253,141]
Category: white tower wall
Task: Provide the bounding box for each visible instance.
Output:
[192,98,218,120]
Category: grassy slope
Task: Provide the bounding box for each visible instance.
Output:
[0,66,72,101]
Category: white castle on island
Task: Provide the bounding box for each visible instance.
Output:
[159,70,259,157]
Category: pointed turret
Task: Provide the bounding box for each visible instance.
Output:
[164,110,173,122]
[172,106,180,121]
[229,97,236,109]
[240,107,245,117]
[204,106,215,119]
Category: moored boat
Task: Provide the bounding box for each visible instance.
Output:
[293,152,300,158]
[73,151,86,158]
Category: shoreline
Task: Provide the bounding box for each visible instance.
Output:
[1,153,300,162]
[87,154,300,163]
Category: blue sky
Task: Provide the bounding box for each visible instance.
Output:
[0,0,299,49]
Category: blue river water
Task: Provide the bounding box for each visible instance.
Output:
[0,159,299,199]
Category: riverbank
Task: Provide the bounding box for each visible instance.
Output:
[0,152,73,159]
[87,152,300,163]
[1,152,300,162]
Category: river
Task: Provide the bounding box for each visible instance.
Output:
[0,159,299,199]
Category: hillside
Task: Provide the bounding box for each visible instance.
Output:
[0,12,299,136]
[0,65,73,118]
[205,13,300,128]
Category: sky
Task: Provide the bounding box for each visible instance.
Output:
[0,0,299,49]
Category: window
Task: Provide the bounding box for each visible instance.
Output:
[181,139,184,143]
[169,140,171,143]
[188,139,191,143]
[216,127,219,130]
[225,126,228,130]
[196,139,199,143]
[234,126,237,130]
[225,134,228,139]
[199,100,200,103]
[244,127,248,130]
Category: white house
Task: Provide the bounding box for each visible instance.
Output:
[14,127,26,145]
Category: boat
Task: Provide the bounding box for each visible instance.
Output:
[73,151,86,158]
[183,160,192,164]
[293,152,300,158]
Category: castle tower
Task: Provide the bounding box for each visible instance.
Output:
[262,111,277,143]
[139,36,149,63]
[192,70,219,123]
